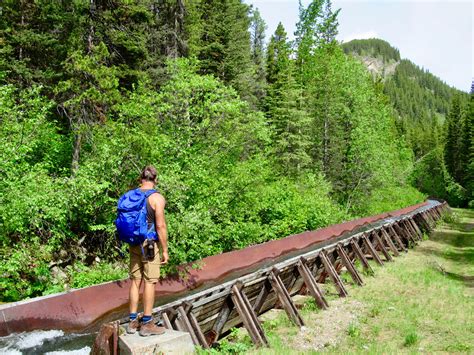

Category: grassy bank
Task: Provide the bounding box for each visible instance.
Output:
[203,208,474,354]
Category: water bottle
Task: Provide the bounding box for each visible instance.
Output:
[146,240,155,261]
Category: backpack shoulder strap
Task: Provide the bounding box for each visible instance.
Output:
[144,189,157,198]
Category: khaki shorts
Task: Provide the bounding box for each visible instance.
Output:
[129,242,161,283]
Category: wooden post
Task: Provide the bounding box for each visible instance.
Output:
[253,280,272,314]
[372,231,392,261]
[388,225,407,252]
[184,302,210,349]
[161,312,173,330]
[424,211,435,228]
[92,320,120,355]
[362,234,384,266]
[350,239,374,274]
[409,218,423,240]
[402,219,419,243]
[414,213,430,233]
[269,268,305,327]
[231,283,268,347]
[297,257,329,309]
[336,244,363,286]
[381,228,400,256]
[177,305,200,346]
[210,296,234,344]
[395,222,415,246]
[319,251,348,297]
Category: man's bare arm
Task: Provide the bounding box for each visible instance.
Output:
[153,194,168,264]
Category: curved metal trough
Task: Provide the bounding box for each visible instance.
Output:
[0,200,446,343]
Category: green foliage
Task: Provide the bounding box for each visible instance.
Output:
[0,0,434,302]
[342,38,401,62]
[68,262,128,289]
[403,331,420,347]
[410,148,465,206]
[347,322,361,338]
[0,240,53,301]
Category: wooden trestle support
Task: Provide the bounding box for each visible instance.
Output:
[101,202,448,353]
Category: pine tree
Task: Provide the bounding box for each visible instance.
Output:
[462,81,474,198]
[444,94,464,182]
[249,8,267,104]
[0,0,73,88]
[194,0,255,102]
[265,24,310,175]
[266,23,291,86]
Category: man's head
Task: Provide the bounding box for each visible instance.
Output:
[140,165,157,185]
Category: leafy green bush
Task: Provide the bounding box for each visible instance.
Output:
[410,148,467,206]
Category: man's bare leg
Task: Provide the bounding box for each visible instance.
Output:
[129,279,142,314]
[139,282,165,336]
[143,282,155,316]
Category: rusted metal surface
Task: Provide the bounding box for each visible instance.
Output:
[0,200,440,337]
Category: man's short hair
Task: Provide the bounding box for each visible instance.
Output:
[140,165,157,182]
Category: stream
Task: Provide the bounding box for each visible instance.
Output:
[0,330,94,354]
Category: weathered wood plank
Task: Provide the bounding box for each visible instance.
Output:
[337,244,363,286]
[269,269,305,327]
[319,251,348,297]
[297,258,328,309]
[362,234,384,266]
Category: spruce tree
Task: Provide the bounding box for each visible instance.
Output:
[194,0,255,102]
[462,81,474,198]
[249,8,267,104]
[266,23,310,175]
[444,94,464,182]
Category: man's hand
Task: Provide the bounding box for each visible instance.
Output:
[161,251,169,265]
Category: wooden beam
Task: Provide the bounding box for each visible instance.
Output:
[362,234,384,266]
[297,257,329,309]
[161,312,173,330]
[403,219,419,243]
[209,296,234,344]
[394,222,415,246]
[381,228,400,257]
[409,218,423,240]
[373,231,392,261]
[350,239,373,274]
[319,251,348,297]
[285,264,302,296]
[423,211,435,228]
[388,225,407,252]
[336,244,363,286]
[184,302,210,349]
[253,280,272,314]
[231,283,268,347]
[177,305,200,346]
[269,268,305,327]
[414,213,430,233]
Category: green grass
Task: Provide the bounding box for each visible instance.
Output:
[200,208,474,354]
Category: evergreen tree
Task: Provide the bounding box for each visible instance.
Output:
[0,0,72,89]
[444,94,464,182]
[462,81,474,199]
[194,0,255,102]
[266,24,311,174]
[249,8,267,104]
[266,23,291,86]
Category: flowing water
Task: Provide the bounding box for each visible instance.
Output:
[0,330,95,354]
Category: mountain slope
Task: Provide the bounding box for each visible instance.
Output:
[342,38,463,158]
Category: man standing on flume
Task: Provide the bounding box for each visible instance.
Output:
[127,166,169,336]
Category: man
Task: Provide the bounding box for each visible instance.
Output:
[127,165,169,336]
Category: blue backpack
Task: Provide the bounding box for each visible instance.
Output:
[115,189,158,245]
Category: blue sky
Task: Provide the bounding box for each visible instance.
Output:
[246,0,473,92]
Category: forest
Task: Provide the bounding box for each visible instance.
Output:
[0,0,472,302]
